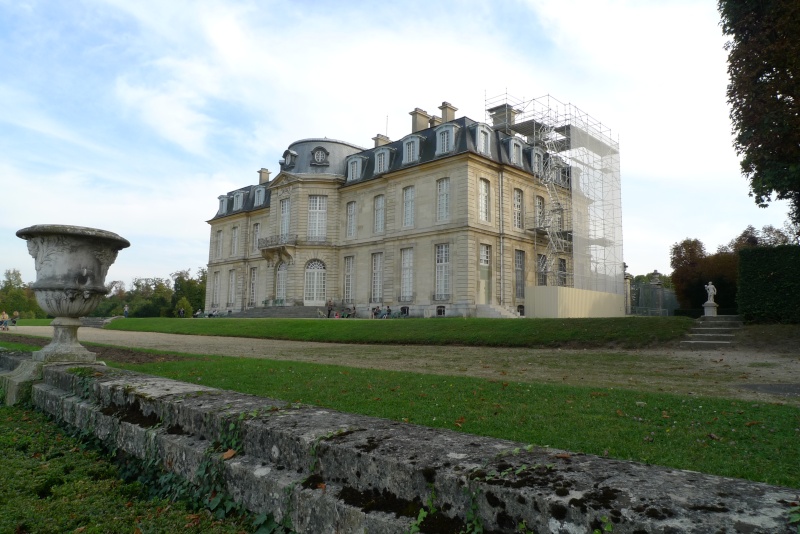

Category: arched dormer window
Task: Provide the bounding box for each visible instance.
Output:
[254,187,265,206]
[280,149,298,170]
[374,147,394,175]
[233,191,244,210]
[346,155,368,182]
[532,148,545,176]
[434,123,460,156]
[474,124,493,157]
[218,195,229,215]
[401,134,424,165]
[508,138,524,167]
[310,146,330,167]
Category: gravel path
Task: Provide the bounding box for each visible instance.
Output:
[6,326,800,404]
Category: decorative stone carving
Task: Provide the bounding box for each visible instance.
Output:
[16,224,130,362]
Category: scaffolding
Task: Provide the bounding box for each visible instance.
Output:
[486,92,624,296]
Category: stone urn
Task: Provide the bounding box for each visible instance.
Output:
[16,224,130,363]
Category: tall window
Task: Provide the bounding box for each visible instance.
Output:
[558,258,568,287]
[215,230,223,258]
[227,269,236,307]
[212,271,220,306]
[400,248,413,301]
[304,260,326,303]
[515,250,525,298]
[254,188,264,206]
[435,244,450,300]
[307,195,327,240]
[536,196,545,227]
[480,129,490,154]
[346,201,356,238]
[513,189,523,230]
[537,254,548,286]
[402,186,415,228]
[376,151,386,173]
[233,193,243,210]
[275,263,287,303]
[439,129,450,152]
[511,142,522,165]
[479,244,491,266]
[343,256,354,303]
[280,198,290,240]
[348,159,360,181]
[230,227,239,256]
[249,267,257,306]
[404,140,417,163]
[436,178,450,222]
[252,223,260,252]
[534,152,543,174]
[371,252,383,302]
[479,179,490,222]
[374,195,385,233]
[554,211,563,233]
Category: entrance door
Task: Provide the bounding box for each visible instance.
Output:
[304,260,326,306]
[478,244,492,304]
[275,263,287,305]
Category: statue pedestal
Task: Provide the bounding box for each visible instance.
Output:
[33,318,96,363]
[703,301,718,317]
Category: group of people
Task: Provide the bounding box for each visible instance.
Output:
[371,306,392,319]
[326,300,356,319]
[0,310,19,331]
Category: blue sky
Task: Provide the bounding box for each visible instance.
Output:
[1,0,790,287]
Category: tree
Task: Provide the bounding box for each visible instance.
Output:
[719,0,800,223]
[0,269,46,318]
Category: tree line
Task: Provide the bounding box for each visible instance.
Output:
[0,268,206,319]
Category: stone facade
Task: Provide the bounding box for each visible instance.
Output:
[206,101,621,318]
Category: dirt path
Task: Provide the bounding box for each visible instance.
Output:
[4,326,800,405]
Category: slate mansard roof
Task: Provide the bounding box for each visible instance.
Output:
[210,114,555,221]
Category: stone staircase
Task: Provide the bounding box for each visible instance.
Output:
[228,306,325,319]
[475,304,519,319]
[680,315,742,349]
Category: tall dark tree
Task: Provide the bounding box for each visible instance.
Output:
[719,0,800,223]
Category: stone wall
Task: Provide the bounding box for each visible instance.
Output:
[28,359,798,533]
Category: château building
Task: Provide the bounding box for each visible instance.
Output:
[205,95,624,318]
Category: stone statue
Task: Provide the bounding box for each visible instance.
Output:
[705,281,717,303]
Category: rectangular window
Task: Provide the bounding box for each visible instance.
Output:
[535,153,543,174]
[558,258,568,286]
[512,143,522,165]
[371,252,383,302]
[254,188,264,205]
[376,152,386,173]
[439,129,450,152]
[227,269,236,307]
[436,177,450,222]
[215,230,223,258]
[515,250,525,298]
[233,193,243,210]
[346,201,356,238]
[537,254,548,286]
[479,244,491,266]
[212,271,220,306]
[513,189,523,230]
[536,196,545,227]
[479,179,490,222]
[307,195,327,240]
[435,244,450,300]
[280,198,290,240]
[480,130,489,154]
[400,248,413,301]
[343,256,354,303]
[374,195,385,233]
[252,223,260,252]
[230,227,239,256]
[349,159,359,181]
[402,186,415,228]
[405,141,416,163]
[249,267,257,306]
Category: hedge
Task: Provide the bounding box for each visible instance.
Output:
[738,245,800,323]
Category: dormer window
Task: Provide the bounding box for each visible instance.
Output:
[401,135,424,165]
[509,139,524,166]
[346,156,367,182]
[374,147,393,174]
[475,124,492,157]
[254,187,265,206]
[233,192,244,210]
[533,149,544,175]
[310,146,330,167]
[281,149,298,169]
[434,124,459,156]
[218,195,228,215]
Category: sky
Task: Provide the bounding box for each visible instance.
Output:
[0,0,791,288]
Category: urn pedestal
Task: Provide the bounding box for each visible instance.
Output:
[16,224,130,362]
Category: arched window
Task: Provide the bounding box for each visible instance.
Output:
[304,259,326,305]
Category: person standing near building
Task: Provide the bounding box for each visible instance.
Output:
[123,304,129,318]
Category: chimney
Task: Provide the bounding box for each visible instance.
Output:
[488,104,520,128]
[372,134,391,147]
[409,108,431,133]
[429,115,442,128]
[439,101,458,122]
[258,168,271,184]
